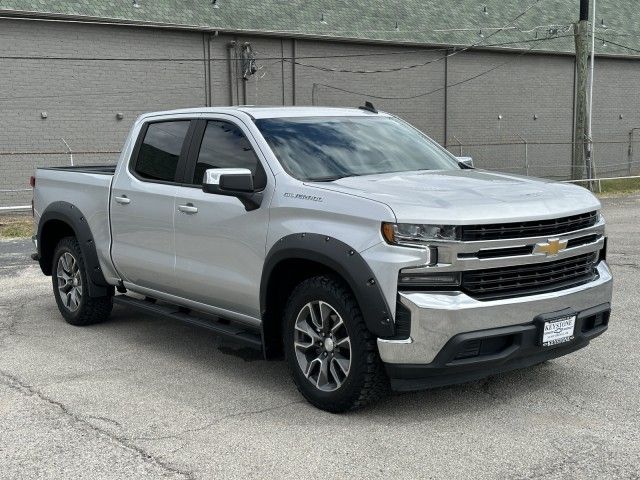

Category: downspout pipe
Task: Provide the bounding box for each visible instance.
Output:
[227,41,235,105]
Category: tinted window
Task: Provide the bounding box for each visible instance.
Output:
[255,116,459,181]
[135,121,190,182]
[192,121,266,188]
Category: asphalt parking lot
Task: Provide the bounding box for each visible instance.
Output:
[0,195,639,480]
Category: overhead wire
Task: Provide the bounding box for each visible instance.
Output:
[288,34,573,74]
[311,39,554,101]
[593,36,640,55]
[283,0,553,74]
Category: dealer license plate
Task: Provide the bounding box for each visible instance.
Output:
[542,315,576,347]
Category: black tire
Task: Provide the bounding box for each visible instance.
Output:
[283,275,389,412]
[52,236,113,326]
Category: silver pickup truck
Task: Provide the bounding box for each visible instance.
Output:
[32,106,612,412]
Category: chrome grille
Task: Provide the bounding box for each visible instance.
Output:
[461,211,598,241]
[462,252,599,300]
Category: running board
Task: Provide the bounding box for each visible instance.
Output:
[113,295,263,349]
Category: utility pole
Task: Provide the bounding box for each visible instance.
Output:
[572,0,590,181]
[586,0,597,188]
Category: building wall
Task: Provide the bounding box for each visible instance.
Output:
[447,51,576,178]
[591,57,640,176]
[0,19,206,206]
[1,17,639,206]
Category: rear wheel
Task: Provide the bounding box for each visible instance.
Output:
[52,237,112,326]
[283,275,388,412]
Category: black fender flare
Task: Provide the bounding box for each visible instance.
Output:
[260,233,395,338]
[37,201,110,297]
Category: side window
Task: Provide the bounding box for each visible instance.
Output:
[135,121,190,182]
[192,120,266,189]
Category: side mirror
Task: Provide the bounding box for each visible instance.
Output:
[203,168,254,194]
[202,168,262,211]
[457,156,474,169]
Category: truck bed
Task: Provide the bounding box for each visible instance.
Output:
[34,165,117,282]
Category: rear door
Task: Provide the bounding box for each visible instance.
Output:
[110,118,194,293]
[172,116,272,321]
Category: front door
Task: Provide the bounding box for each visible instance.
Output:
[173,117,271,321]
[110,119,193,293]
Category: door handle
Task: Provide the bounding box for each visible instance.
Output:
[114,195,131,205]
[178,203,198,214]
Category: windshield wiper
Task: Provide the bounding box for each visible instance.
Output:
[307,175,350,182]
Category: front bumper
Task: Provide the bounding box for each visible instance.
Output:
[378,261,613,390]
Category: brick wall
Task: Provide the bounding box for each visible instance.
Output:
[1,17,639,206]
[0,19,205,206]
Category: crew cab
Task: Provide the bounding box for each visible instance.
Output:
[32,106,612,412]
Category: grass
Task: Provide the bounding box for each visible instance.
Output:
[597,177,640,196]
[0,215,33,238]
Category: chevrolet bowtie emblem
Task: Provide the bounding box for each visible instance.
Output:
[534,238,568,257]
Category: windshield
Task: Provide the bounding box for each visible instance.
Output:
[255,116,460,181]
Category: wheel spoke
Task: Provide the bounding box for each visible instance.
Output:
[335,336,351,350]
[329,359,345,389]
[316,356,330,389]
[332,354,350,376]
[60,254,69,272]
[294,339,314,352]
[57,274,69,289]
[64,253,74,272]
[319,301,333,333]
[330,315,344,334]
[295,309,322,343]
[72,288,81,308]
[304,357,321,378]
[64,291,73,309]
[307,302,322,331]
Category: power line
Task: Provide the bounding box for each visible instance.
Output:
[287,34,573,74]
[312,42,541,101]
[589,28,640,39]
[294,0,550,75]
[593,36,640,54]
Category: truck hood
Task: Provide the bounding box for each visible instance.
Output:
[309,170,601,224]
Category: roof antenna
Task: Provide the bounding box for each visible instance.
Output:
[359,101,378,114]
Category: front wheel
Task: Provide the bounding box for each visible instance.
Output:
[283,275,388,412]
[52,236,112,326]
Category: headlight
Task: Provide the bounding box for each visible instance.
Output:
[382,222,460,247]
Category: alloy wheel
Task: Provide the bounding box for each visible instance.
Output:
[294,300,351,392]
[56,252,82,312]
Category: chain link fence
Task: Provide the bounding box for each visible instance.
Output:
[0,150,119,210]
[445,137,640,180]
[2,135,640,210]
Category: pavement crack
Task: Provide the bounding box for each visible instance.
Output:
[0,369,195,480]
[133,399,305,442]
